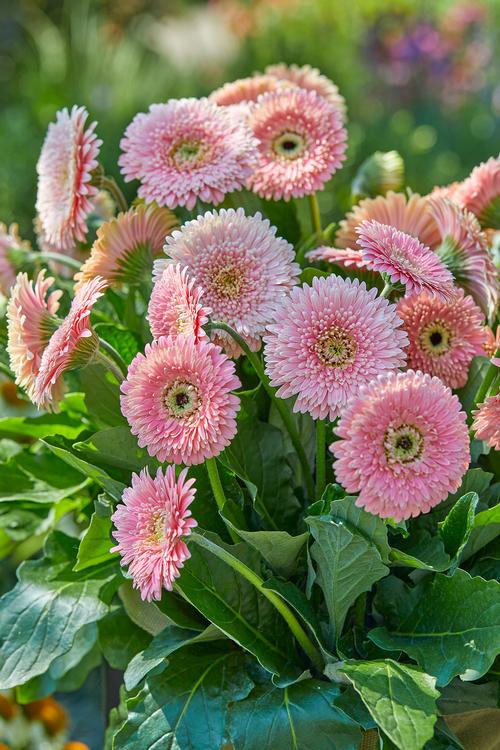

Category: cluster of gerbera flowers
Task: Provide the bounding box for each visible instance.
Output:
[3,64,499,602]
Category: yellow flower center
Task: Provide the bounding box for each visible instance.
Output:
[315,326,358,368]
[272,131,307,160]
[420,320,453,357]
[212,265,243,300]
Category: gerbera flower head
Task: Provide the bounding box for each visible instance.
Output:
[157,208,299,357]
[74,203,178,290]
[6,271,62,403]
[457,156,500,229]
[430,198,498,320]
[396,290,487,388]
[356,220,455,300]
[246,88,347,202]
[33,277,106,409]
[112,466,197,601]
[0,223,30,296]
[119,98,258,210]
[264,275,408,421]
[473,394,500,450]
[120,334,240,465]
[265,62,346,117]
[148,263,210,342]
[430,182,462,203]
[306,245,371,269]
[36,106,101,251]
[332,370,470,521]
[209,74,285,106]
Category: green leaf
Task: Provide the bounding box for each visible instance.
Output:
[262,577,327,653]
[369,570,500,685]
[300,267,329,284]
[80,363,126,428]
[340,659,438,750]
[0,451,89,505]
[438,492,478,563]
[74,426,159,474]
[461,502,500,561]
[390,530,451,572]
[0,412,87,439]
[113,644,253,750]
[307,515,389,645]
[326,491,391,564]
[95,323,142,364]
[438,679,499,715]
[98,608,152,670]
[229,679,362,750]
[75,495,118,572]
[456,356,490,414]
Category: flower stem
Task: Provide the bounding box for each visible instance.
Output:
[101,176,128,213]
[380,281,394,298]
[96,339,128,381]
[205,321,315,499]
[308,193,322,237]
[315,419,326,500]
[473,347,500,409]
[206,457,240,544]
[190,532,323,670]
[34,252,82,271]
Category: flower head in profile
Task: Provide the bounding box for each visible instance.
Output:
[332,370,470,521]
[7,271,62,404]
[356,220,455,300]
[112,466,197,601]
[247,88,347,202]
[0,223,30,296]
[209,74,285,106]
[119,98,257,210]
[158,209,299,357]
[473,394,500,450]
[264,275,408,421]
[265,62,346,118]
[396,290,487,388]
[148,263,210,342]
[74,203,177,290]
[457,156,500,229]
[36,106,101,250]
[121,334,240,465]
[33,277,106,409]
[430,198,498,320]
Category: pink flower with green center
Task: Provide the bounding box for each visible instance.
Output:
[148,263,211,342]
[112,466,197,601]
[473,394,500,450]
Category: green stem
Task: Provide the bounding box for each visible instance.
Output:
[206,458,240,544]
[380,281,394,298]
[206,321,315,499]
[473,347,500,408]
[308,193,322,237]
[34,252,82,271]
[101,176,128,213]
[98,338,129,377]
[315,419,326,501]
[95,346,126,383]
[190,532,323,670]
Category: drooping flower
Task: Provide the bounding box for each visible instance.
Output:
[119,98,258,210]
[265,62,346,117]
[457,156,500,229]
[111,466,197,601]
[6,271,62,404]
[74,203,178,290]
[246,88,347,202]
[120,334,240,465]
[33,277,106,409]
[209,74,285,106]
[396,290,487,388]
[307,245,371,269]
[148,263,210,342]
[0,223,30,296]
[473,394,500,450]
[430,198,498,320]
[264,275,408,420]
[332,370,470,521]
[157,208,299,357]
[356,220,455,300]
[36,106,102,251]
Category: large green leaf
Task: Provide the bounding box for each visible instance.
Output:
[326,492,390,564]
[98,608,152,670]
[438,492,478,565]
[74,426,159,474]
[0,412,87,439]
[369,570,500,685]
[228,679,361,750]
[390,530,451,572]
[0,450,89,504]
[95,323,142,364]
[113,644,253,750]
[461,502,500,561]
[80,363,126,428]
[340,659,438,750]
[75,495,118,572]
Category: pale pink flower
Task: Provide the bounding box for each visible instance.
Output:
[430,182,462,204]
[6,271,62,404]
[265,62,346,117]
[396,290,487,389]
[148,263,210,342]
[33,277,106,409]
[119,98,258,210]
[157,208,299,357]
[112,466,197,601]
[307,245,371,269]
[457,156,500,229]
[264,275,408,421]
[36,106,101,251]
[332,370,470,521]
[120,335,240,465]
[0,223,30,296]
[430,198,498,320]
[473,394,500,450]
[74,203,178,290]
[356,220,455,300]
[483,325,500,365]
[210,74,285,106]
[246,88,347,202]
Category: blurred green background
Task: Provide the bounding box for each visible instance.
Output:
[1,0,499,239]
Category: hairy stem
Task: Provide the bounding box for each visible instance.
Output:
[101,176,128,213]
[308,193,322,237]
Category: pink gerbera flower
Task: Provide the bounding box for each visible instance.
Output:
[6,271,62,404]
[264,275,408,421]
[430,198,498,320]
[148,263,210,342]
[457,156,500,229]
[120,335,240,465]
[112,466,197,601]
[356,220,455,300]
[265,62,346,117]
[74,203,178,290]
[209,74,285,106]
[473,394,500,450]
[33,277,106,409]
[119,98,257,210]
[332,370,470,521]
[0,223,30,296]
[36,106,102,251]
[157,208,299,357]
[246,88,347,202]
[396,290,487,389]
